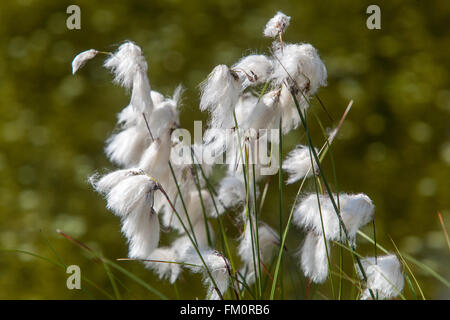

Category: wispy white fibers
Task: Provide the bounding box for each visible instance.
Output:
[200,65,242,129]
[357,255,404,300]
[184,249,230,300]
[241,90,281,131]
[72,49,98,74]
[238,221,280,285]
[105,125,150,167]
[104,174,160,259]
[263,11,291,38]
[272,43,327,96]
[293,193,375,244]
[282,145,318,184]
[89,168,145,195]
[215,176,247,214]
[232,54,273,89]
[117,90,166,128]
[145,247,181,284]
[104,41,148,90]
[104,42,153,117]
[298,232,329,284]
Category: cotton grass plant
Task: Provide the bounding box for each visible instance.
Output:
[66,11,447,300]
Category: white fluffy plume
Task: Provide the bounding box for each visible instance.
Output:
[72,49,98,74]
[184,249,231,300]
[232,54,273,89]
[200,65,242,129]
[298,232,330,284]
[282,145,317,183]
[293,193,375,244]
[103,174,160,259]
[89,168,145,195]
[145,247,181,284]
[263,11,291,38]
[358,254,404,300]
[237,221,280,285]
[216,176,247,214]
[272,43,327,96]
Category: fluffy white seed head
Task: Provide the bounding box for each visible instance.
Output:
[121,202,160,259]
[72,49,98,74]
[184,249,230,300]
[200,65,242,129]
[293,193,375,244]
[238,221,280,266]
[273,43,327,96]
[232,54,273,88]
[105,175,158,217]
[145,247,181,284]
[101,174,160,259]
[298,232,330,284]
[89,168,145,195]
[241,90,281,131]
[105,125,150,167]
[282,145,318,184]
[104,41,148,89]
[263,11,291,38]
[216,176,247,214]
[358,254,404,300]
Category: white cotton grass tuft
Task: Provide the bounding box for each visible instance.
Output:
[232,54,273,89]
[145,247,181,284]
[121,202,160,259]
[89,168,145,195]
[356,254,405,300]
[104,41,154,117]
[72,49,99,74]
[200,64,242,129]
[237,221,280,286]
[105,125,151,167]
[241,90,281,131]
[357,254,405,300]
[105,174,157,217]
[293,193,375,244]
[282,145,318,184]
[272,43,327,96]
[184,249,231,300]
[298,232,330,284]
[102,174,160,259]
[104,41,148,89]
[215,176,247,214]
[263,11,291,38]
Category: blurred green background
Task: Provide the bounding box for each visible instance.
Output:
[0,0,448,299]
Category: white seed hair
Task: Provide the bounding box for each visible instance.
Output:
[232,54,273,89]
[282,145,318,184]
[72,49,98,74]
[298,232,330,284]
[105,125,150,167]
[216,176,247,214]
[357,254,405,300]
[103,174,160,259]
[104,41,148,89]
[145,247,181,284]
[89,168,145,195]
[105,174,157,217]
[272,43,327,96]
[200,64,242,129]
[263,11,291,38]
[184,249,230,300]
[293,193,375,244]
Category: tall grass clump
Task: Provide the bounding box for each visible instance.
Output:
[68,11,447,300]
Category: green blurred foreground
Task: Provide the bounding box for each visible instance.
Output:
[0,0,448,299]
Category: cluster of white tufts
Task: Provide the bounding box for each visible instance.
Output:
[73,11,404,300]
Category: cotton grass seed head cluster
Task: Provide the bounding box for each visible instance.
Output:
[74,11,405,300]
